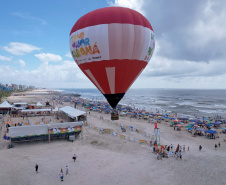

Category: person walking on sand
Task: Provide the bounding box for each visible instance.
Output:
[73,154,77,162]
[35,164,38,173]
[65,166,69,175]
[215,144,217,149]
[199,145,202,151]
[60,172,64,181]
[187,146,189,151]
[218,142,220,148]
[157,152,159,160]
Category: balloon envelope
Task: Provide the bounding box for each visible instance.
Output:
[70,7,155,108]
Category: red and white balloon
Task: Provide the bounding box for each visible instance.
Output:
[70,7,155,108]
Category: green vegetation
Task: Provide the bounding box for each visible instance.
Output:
[0,90,12,102]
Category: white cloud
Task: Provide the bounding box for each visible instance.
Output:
[108,0,145,15]
[186,1,226,50]
[65,52,72,58]
[136,52,226,89]
[11,12,47,25]
[0,59,91,88]
[18,59,25,68]
[35,53,62,63]
[139,0,226,62]
[0,55,12,61]
[0,54,226,89]
[3,42,41,55]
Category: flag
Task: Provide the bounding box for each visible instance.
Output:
[154,122,157,129]
[130,137,135,141]
[140,140,147,144]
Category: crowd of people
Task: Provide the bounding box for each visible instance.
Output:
[154,143,189,160]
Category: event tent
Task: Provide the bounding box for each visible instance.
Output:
[60,106,86,120]
[21,109,51,113]
[36,102,43,108]
[0,100,13,108]
[0,100,13,114]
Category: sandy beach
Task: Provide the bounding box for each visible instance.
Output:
[0,90,226,185]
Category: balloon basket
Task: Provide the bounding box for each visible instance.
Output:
[111,112,119,120]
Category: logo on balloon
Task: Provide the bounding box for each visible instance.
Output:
[144,33,155,61]
[70,32,100,64]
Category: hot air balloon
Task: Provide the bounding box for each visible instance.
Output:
[69,7,155,120]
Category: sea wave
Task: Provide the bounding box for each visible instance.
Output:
[55,88,226,119]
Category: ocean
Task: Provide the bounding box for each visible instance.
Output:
[56,88,226,119]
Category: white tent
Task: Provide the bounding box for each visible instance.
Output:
[21,109,51,113]
[60,106,86,120]
[0,100,13,108]
[36,102,43,108]
[52,107,59,112]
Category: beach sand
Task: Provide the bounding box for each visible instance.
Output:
[0,90,226,185]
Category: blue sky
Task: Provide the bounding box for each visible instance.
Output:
[1,0,226,89]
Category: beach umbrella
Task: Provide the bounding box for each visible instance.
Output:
[221,127,226,130]
[195,128,206,131]
[189,120,197,122]
[212,122,221,125]
[69,7,155,112]
[205,130,217,134]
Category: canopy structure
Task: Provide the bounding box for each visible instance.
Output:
[0,100,13,108]
[13,102,28,110]
[60,106,86,120]
[21,109,51,113]
[195,128,206,131]
[36,102,43,107]
[212,122,221,125]
[13,102,27,105]
[205,130,218,134]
